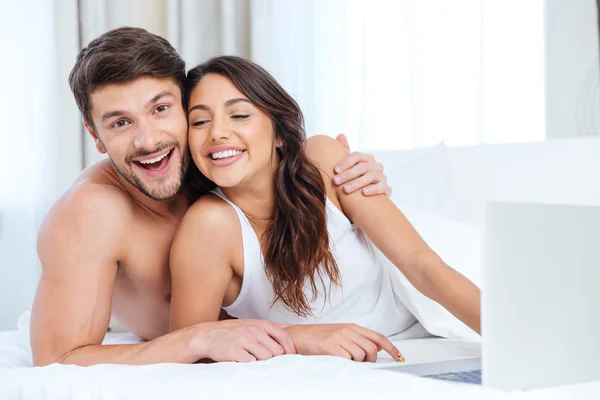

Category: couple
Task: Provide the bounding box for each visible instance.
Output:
[30,27,480,367]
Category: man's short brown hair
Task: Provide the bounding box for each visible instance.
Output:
[69,27,186,130]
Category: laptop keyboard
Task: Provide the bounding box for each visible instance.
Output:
[424,369,482,384]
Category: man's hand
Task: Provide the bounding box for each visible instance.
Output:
[334,134,392,197]
[285,323,403,362]
[193,319,296,363]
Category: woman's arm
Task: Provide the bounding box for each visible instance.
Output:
[305,135,481,334]
[169,195,239,331]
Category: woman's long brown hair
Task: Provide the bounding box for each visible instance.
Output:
[183,56,339,317]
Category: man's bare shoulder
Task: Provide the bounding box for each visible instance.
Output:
[47,161,133,225]
[38,161,134,270]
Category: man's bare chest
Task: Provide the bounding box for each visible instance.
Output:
[109,220,181,338]
[115,219,180,297]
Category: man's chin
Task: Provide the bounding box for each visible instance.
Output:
[116,166,182,201]
[109,153,187,201]
[135,177,182,201]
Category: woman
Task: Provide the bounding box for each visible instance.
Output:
[170,56,480,362]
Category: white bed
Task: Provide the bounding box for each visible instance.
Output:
[1,313,599,399]
[3,139,600,399]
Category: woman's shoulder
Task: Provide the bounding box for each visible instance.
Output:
[304,134,349,210]
[179,193,240,237]
[304,134,349,176]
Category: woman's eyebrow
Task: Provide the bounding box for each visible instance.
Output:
[224,98,251,107]
[189,104,209,112]
[189,98,251,113]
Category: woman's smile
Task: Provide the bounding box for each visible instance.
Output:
[207,148,247,167]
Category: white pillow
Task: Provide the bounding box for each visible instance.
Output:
[385,142,468,223]
[379,206,482,341]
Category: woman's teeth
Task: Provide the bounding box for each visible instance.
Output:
[139,150,170,165]
[210,150,243,160]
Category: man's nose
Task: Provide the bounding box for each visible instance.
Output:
[133,119,161,150]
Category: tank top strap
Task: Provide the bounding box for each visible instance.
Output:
[210,188,265,312]
[211,188,256,230]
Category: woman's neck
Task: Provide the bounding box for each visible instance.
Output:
[220,163,278,230]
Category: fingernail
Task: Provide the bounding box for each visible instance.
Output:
[335,165,342,173]
[334,176,341,184]
[363,188,370,194]
[397,354,405,362]
[344,184,352,192]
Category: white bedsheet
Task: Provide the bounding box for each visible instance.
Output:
[1,315,598,400]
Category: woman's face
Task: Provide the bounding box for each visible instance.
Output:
[187,73,278,188]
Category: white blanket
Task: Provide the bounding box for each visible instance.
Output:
[0,315,600,400]
[1,315,599,400]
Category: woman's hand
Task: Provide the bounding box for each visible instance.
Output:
[285,323,403,362]
[193,319,296,363]
[333,134,392,197]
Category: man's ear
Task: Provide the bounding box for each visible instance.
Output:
[83,119,107,154]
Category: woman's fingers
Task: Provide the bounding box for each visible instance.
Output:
[350,333,380,362]
[357,326,404,361]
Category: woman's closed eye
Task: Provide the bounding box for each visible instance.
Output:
[190,114,249,127]
[191,119,210,127]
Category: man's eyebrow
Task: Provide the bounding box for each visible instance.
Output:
[101,110,125,124]
[145,90,174,108]
[189,98,251,113]
[100,91,175,124]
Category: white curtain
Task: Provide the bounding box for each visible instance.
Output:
[245,0,547,150]
[75,0,548,155]
[0,0,81,329]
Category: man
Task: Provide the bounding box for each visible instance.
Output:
[30,27,396,367]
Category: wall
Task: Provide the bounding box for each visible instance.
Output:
[545,0,600,138]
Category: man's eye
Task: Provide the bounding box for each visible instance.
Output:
[232,114,249,120]
[154,105,169,113]
[112,120,129,128]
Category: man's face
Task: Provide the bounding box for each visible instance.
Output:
[87,77,189,200]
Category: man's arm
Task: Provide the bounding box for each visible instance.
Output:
[30,184,166,366]
[30,185,293,366]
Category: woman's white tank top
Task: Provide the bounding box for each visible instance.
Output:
[212,188,416,337]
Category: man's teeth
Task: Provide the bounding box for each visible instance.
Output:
[139,151,170,165]
[211,150,243,160]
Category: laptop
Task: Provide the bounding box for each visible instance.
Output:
[382,202,600,390]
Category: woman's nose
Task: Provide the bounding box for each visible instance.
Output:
[209,117,231,142]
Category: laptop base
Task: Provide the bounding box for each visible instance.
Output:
[380,358,482,384]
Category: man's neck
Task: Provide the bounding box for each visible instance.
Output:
[111,165,189,221]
